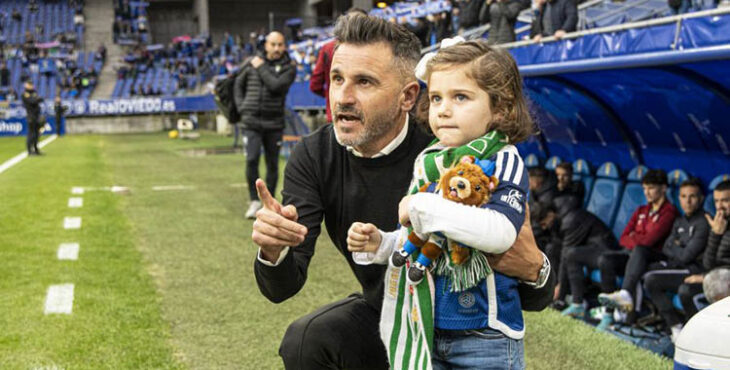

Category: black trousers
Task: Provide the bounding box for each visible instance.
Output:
[620,246,666,298]
[564,244,617,304]
[678,282,704,320]
[26,122,40,154]
[642,263,690,327]
[279,294,389,370]
[244,128,282,201]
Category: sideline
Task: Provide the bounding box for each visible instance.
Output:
[0,135,58,175]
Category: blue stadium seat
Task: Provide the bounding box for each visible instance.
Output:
[545,156,562,171]
[585,267,624,287]
[704,174,730,215]
[667,169,689,210]
[612,165,648,238]
[586,162,624,228]
[573,159,594,207]
[524,153,540,168]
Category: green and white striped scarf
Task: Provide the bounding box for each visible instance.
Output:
[380,131,508,369]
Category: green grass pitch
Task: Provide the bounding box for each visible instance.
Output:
[0,132,671,369]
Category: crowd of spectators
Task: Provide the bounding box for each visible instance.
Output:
[112,0,149,45]
[528,162,730,343]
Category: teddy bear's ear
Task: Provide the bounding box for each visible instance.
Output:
[460,155,475,164]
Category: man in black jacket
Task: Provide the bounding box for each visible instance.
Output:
[530,0,578,42]
[251,14,554,369]
[22,81,44,155]
[235,31,296,219]
[641,178,709,341]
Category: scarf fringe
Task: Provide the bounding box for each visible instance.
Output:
[433,248,491,292]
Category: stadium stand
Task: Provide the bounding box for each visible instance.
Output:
[612,165,649,238]
[586,162,623,229]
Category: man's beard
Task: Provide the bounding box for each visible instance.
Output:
[334,103,399,150]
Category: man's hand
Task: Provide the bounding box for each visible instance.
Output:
[532,34,543,43]
[684,274,704,284]
[398,195,413,227]
[554,30,566,39]
[251,56,264,68]
[706,209,728,235]
[539,211,556,230]
[487,203,543,282]
[347,222,382,253]
[251,179,307,263]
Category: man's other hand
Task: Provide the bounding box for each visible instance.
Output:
[251,179,307,262]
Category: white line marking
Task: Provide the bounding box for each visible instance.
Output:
[44,284,74,314]
[0,135,57,175]
[63,217,81,229]
[68,197,83,208]
[57,243,79,260]
[152,185,195,191]
[71,187,85,194]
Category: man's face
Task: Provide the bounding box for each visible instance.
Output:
[643,183,666,204]
[329,42,404,150]
[264,33,286,60]
[679,185,702,216]
[529,176,544,192]
[714,189,730,217]
[555,167,572,191]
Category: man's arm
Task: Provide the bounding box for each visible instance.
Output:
[256,62,296,94]
[674,217,710,264]
[233,70,247,115]
[253,140,324,303]
[309,47,327,97]
[559,0,578,32]
[619,209,640,249]
[629,207,676,249]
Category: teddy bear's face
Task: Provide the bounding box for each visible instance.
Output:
[439,162,498,206]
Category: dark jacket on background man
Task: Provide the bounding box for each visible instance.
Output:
[482,0,530,44]
[234,51,296,131]
[704,227,730,271]
[661,211,710,273]
[529,0,578,38]
[22,88,43,125]
[460,0,485,29]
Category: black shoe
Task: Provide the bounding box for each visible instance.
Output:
[407,263,426,284]
[551,299,568,311]
[35,151,43,156]
[390,250,408,267]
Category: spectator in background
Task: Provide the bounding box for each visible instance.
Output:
[530,0,578,42]
[404,16,430,47]
[234,31,296,219]
[528,167,557,249]
[54,95,68,136]
[458,0,486,32]
[11,8,21,22]
[591,170,678,324]
[555,162,585,207]
[22,81,44,155]
[484,0,531,45]
[0,61,9,87]
[641,178,709,342]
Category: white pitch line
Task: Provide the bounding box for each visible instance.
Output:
[71,187,85,194]
[44,284,74,315]
[57,243,79,260]
[68,197,83,208]
[151,185,195,191]
[63,217,81,229]
[0,135,57,175]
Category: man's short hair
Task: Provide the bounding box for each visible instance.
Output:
[556,162,573,174]
[641,169,668,186]
[715,179,730,192]
[528,167,549,180]
[333,13,421,81]
[679,177,704,194]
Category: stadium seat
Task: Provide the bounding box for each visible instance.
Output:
[704,174,730,215]
[667,169,689,210]
[545,156,562,171]
[612,165,648,238]
[573,159,594,207]
[586,162,624,228]
[524,154,540,168]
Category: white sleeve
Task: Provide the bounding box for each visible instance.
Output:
[352,229,401,265]
[256,246,290,266]
[408,192,517,254]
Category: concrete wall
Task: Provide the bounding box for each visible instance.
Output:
[148,1,197,44]
[66,113,218,134]
[207,0,309,41]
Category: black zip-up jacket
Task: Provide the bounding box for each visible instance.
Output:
[662,211,710,273]
[22,88,43,125]
[529,0,578,38]
[704,226,730,271]
[234,51,296,131]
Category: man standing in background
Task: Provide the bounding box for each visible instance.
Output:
[234,31,296,219]
[22,81,44,155]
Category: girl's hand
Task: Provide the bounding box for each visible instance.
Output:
[398,195,413,227]
[347,222,382,253]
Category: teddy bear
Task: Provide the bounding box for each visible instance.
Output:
[390,156,500,284]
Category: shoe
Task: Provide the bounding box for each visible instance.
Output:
[561,304,586,318]
[670,324,683,343]
[551,300,568,311]
[407,263,426,285]
[596,313,614,331]
[390,250,408,267]
[245,201,262,219]
[598,290,633,313]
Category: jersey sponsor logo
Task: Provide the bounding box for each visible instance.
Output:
[500,189,524,213]
[458,291,476,308]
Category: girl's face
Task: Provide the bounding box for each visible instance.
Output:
[428,65,493,147]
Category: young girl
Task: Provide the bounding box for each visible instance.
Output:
[347,39,535,370]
